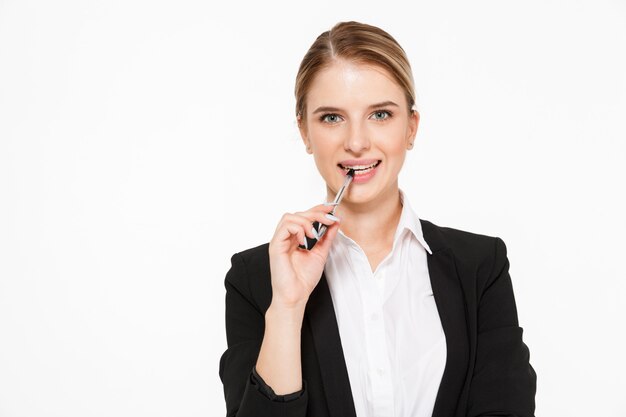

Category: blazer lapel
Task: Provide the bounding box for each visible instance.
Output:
[304,220,470,417]
[421,220,471,417]
[306,273,357,417]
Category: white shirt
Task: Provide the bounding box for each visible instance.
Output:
[324,190,446,417]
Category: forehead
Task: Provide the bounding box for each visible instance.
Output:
[306,60,406,110]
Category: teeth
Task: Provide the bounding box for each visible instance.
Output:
[346,164,375,170]
[340,161,380,172]
[352,166,375,175]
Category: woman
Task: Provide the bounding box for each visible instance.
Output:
[219,21,536,417]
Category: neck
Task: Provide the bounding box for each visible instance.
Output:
[327,184,403,249]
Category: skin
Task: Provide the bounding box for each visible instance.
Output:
[256,58,419,394]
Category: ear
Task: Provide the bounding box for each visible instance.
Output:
[406,110,420,149]
[298,115,313,154]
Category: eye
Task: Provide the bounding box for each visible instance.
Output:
[320,113,343,124]
[370,110,392,121]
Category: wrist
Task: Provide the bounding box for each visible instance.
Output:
[266,300,307,325]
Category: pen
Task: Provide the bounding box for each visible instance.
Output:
[299,168,355,250]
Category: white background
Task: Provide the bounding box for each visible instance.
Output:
[1,0,625,416]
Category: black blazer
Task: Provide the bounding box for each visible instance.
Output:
[219,219,536,417]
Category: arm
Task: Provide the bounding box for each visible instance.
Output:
[467,237,537,417]
[255,301,307,395]
[219,204,341,417]
[219,252,308,417]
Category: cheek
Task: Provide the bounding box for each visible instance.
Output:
[379,126,410,154]
[308,135,334,168]
[312,150,336,173]
[308,127,344,156]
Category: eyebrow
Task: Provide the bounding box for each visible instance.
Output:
[312,100,400,114]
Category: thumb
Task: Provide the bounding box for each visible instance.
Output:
[310,220,340,259]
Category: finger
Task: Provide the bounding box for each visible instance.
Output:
[271,208,341,254]
[291,209,340,229]
[310,202,339,210]
[275,213,315,237]
[295,202,340,219]
[273,217,319,249]
[310,219,341,258]
[273,222,308,251]
[279,212,337,238]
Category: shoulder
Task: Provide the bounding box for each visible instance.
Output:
[225,242,272,313]
[421,218,504,254]
[229,242,271,271]
[420,218,509,287]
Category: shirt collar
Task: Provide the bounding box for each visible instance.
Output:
[397,189,433,255]
[335,189,433,255]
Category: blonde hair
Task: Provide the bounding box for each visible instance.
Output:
[295,21,416,120]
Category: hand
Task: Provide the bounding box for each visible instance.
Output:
[268,203,341,309]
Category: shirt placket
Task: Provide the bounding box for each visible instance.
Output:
[360,257,394,417]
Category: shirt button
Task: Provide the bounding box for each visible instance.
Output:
[371,313,380,321]
[377,368,385,376]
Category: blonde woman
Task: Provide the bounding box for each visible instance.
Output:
[220,21,536,417]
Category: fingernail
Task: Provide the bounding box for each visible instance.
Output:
[311,226,319,240]
[323,202,339,206]
[302,235,308,249]
[325,213,340,222]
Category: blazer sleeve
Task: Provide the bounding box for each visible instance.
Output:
[467,237,537,417]
[219,252,309,417]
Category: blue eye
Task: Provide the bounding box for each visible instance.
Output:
[371,110,392,121]
[321,113,342,123]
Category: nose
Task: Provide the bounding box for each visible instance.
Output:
[344,121,370,153]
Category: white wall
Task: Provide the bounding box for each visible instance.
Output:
[1,0,625,415]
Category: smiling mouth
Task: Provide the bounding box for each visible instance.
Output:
[338,160,381,174]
